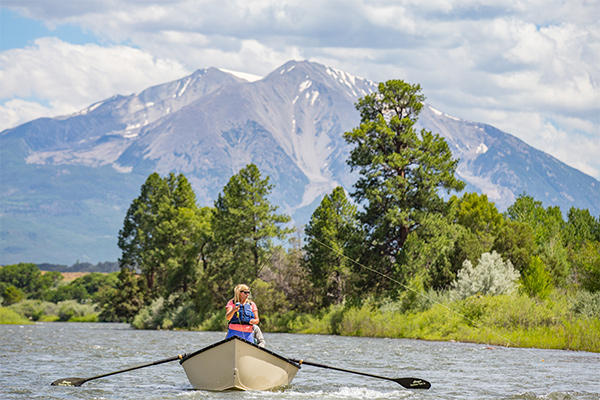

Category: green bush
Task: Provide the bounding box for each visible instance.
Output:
[0,306,32,324]
[520,256,552,299]
[572,241,600,292]
[132,297,173,329]
[570,290,600,319]
[57,300,97,322]
[69,313,99,322]
[196,309,228,331]
[9,300,58,321]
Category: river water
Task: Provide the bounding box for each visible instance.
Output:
[1,322,598,399]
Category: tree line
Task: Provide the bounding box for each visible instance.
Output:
[2,80,599,331]
[0,264,117,306]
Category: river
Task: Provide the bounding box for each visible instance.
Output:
[1,322,598,399]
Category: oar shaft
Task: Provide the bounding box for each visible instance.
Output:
[290,358,394,382]
[84,354,184,383]
[289,358,431,389]
[52,354,186,386]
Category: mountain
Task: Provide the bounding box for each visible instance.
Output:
[417,106,599,212]
[1,60,598,265]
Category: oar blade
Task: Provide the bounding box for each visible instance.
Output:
[394,377,431,389]
[51,377,87,387]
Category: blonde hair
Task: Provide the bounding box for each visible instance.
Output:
[233,284,250,304]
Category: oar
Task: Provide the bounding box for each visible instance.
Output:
[51,354,185,387]
[289,358,431,390]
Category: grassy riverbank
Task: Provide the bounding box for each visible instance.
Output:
[3,290,598,353]
[264,290,600,353]
[0,307,32,324]
[0,300,98,323]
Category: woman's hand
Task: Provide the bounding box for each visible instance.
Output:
[226,303,241,321]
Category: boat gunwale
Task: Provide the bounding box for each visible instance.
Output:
[179,335,301,370]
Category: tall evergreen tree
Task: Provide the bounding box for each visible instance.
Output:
[344,80,465,289]
[303,186,360,306]
[207,164,292,305]
[118,172,201,301]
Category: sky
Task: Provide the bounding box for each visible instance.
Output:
[1,0,599,180]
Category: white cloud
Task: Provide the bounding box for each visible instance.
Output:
[1,0,599,179]
[0,37,189,131]
[0,99,55,131]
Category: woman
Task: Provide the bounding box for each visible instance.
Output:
[225,284,259,342]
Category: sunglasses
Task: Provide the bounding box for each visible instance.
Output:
[241,290,250,294]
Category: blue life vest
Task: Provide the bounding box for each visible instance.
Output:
[229,303,255,325]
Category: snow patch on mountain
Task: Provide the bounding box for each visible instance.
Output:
[299,80,312,92]
[299,180,340,209]
[476,143,489,154]
[76,101,104,116]
[310,91,319,106]
[428,105,462,122]
[176,78,191,97]
[219,68,262,82]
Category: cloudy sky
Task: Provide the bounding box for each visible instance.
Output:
[1,0,599,180]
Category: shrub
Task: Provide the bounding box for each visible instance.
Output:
[0,306,32,324]
[57,300,97,321]
[570,290,600,319]
[521,256,553,299]
[132,297,173,329]
[9,299,58,321]
[171,301,210,329]
[572,241,600,292]
[69,313,99,322]
[452,251,520,300]
[196,309,228,331]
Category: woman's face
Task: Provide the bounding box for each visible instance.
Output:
[239,288,250,302]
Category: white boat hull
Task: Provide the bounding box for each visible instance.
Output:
[180,336,300,391]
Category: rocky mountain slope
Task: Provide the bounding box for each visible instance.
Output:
[1,60,598,264]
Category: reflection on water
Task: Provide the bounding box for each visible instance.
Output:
[1,322,599,399]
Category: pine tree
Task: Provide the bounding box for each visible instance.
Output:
[344,80,465,290]
[303,186,360,306]
[207,164,292,305]
[118,172,201,302]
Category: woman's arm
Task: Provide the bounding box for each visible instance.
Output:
[250,310,259,325]
[225,303,240,321]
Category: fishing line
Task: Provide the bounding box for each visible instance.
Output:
[312,237,544,360]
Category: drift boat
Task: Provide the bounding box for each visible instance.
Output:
[179,336,300,391]
[51,336,430,391]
